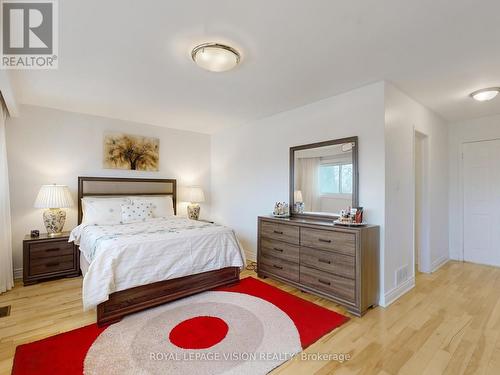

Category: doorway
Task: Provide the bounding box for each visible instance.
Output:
[414,131,430,273]
[463,139,500,266]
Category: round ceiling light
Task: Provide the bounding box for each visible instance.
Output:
[191,43,240,72]
[470,87,500,102]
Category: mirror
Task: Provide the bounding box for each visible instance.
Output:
[290,137,358,219]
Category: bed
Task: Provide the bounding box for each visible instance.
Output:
[72,177,243,326]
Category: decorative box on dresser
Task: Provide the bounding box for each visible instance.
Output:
[257,216,379,316]
[23,232,80,285]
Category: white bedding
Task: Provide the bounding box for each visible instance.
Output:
[69,217,245,310]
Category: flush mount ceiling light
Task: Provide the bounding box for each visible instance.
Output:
[470,87,500,102]
[191,43,241,72]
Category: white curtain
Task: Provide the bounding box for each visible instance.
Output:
[0,99,13,294]
[296,157,321,212]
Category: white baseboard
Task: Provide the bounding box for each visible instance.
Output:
[244,249,256,262]
[449,253,463,262]
[14,268,23,280]
[431,255,449,272]
[380,276,415,307]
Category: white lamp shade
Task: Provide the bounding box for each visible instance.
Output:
[186,186,205,203]
[294,190,303,203]
[34,185,73,209]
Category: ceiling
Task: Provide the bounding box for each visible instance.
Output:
[8,0,500,133]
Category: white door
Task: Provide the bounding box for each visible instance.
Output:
[463,140,500,266]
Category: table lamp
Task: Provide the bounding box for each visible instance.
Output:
[293,190,304,214]
[34,184,73,236]
[186,186,205,220]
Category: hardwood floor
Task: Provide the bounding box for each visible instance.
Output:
[1,261,500,374]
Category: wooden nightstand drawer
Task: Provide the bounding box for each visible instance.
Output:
[23,232,79,285]
[28,241,74,260]
[29,255,76,276]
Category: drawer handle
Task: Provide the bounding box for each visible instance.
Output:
[273,230,283,235]
[45,248,60,253]
[318,238,332,243]
[46,262,60,267]
[273,247,284,252]
[318,278,331,286]
[273,264,283,270]
[318,258,331,264]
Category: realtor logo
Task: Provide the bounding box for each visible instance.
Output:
[1,0,58,69]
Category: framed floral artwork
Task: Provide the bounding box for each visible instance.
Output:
[103,132,159,171]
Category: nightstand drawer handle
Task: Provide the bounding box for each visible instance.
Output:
[46,261,60,267]
[273,264,283,270]
[318,238,332,243]
[318,278,331,286]
[273,247,284,252]
[318,258,331,264]
[45,248,60,253]
[273,230,283,235]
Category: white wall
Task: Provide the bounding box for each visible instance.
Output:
[211,82,386,289]
[449,114,500,260]
[6,105,211,274]
[384,83,449,305]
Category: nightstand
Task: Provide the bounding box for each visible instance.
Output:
[23,232,80,285]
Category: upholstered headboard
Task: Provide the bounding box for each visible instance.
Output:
[77,176,177,224]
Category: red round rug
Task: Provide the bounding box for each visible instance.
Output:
[169,316,229,349]
[12,277,348,375]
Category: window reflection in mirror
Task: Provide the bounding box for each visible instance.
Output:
[292,139,357,218]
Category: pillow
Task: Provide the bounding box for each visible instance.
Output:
[130,196,175,218]
[121,201,154,223]
[81,197,130,225]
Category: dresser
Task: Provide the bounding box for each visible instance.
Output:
[257,216,379,316]
[23,232,80,285]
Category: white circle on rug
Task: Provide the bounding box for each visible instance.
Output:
[84,291,302,375]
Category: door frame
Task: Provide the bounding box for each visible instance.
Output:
[412,129,431,273]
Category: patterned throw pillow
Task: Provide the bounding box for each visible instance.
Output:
[121,201,154,223]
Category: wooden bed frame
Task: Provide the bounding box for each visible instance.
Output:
[77,176,240,326]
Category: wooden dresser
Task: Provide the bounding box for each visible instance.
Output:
[257,216,379,316]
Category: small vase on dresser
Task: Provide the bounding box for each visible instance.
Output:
[257,215,379,316]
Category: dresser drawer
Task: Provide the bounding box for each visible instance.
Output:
[259,254,299,282]
[300,247,355,279]
[29,255,76,276]
[261,238,299,263]
[300,228,355,256]
[261,221,299,244]
[300,265,355,302]
[28,241,74,260]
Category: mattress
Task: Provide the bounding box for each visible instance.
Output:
[70,217,245,310]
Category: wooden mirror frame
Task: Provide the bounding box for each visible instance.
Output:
[289,136,359,220]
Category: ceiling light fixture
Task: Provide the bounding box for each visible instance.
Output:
[191,43,240,72]
[470,87,500,102]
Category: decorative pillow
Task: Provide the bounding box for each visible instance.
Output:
[130,196,175,218]
[81,197,130,225]
[121,201,154,223]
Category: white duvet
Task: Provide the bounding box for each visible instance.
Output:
[69,217,245,310]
